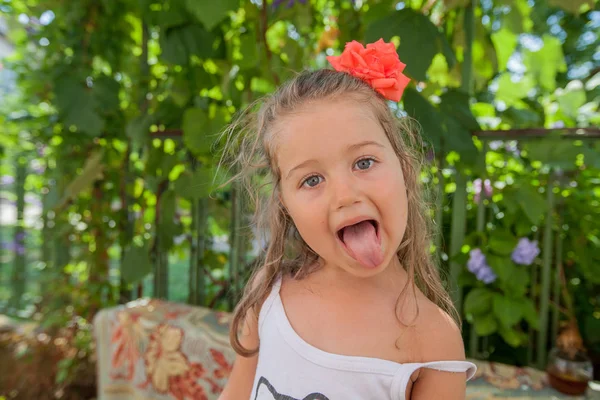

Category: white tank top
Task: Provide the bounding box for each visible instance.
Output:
[250,277,477,400]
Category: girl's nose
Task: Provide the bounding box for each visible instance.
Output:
[331,176,360,210]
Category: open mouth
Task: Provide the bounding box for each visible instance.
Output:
[336,219,379,243]
[336,219,383,269]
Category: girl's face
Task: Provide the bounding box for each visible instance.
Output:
[275,99,408,278]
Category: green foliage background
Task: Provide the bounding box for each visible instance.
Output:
[0,0,599,378]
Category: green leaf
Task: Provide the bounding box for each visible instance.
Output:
[556,82,586,119]
[499,325,525,347]
[522,299,539,329]
[121,242,151,284]
[239,30,259,70]
[495,73,535,106]
[185,0,240,31]
[522,35,567,91]
[524,138,581,171]
[182,106,228,155]
[160,24,219,65]
[502,106,542,128]
[464,288,494,315]
[403,88,443,151]
[515,183,548,224]
[174,169,213,200]
[56,151,105,209]
[365,9,450,81]
[493,293,523,328]
[126,115,153,146]
[93,76,120,114]
[439,90,480,131]
[440,114,478,165]
[491,28,518,72]
[488,230,518,256]
[473,313,498,336]
[486,254,516,283]
[506,267,530,298]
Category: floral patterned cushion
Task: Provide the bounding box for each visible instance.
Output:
[93,299,585,399]
[94,299,234,399]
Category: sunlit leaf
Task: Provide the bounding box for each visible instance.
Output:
[495,73,535,106]
[491,28,518,72]
[522,34,567,91]
[555,81,586,119]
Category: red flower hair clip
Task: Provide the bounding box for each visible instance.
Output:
[326,39,410,102]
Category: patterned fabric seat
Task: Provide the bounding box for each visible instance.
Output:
[93,299,585,399]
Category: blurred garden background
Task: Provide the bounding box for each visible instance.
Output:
[0,0,599,398]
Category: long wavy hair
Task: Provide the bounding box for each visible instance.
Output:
[220,69,458,357]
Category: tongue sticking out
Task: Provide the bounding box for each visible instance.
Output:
[341,221,384,269]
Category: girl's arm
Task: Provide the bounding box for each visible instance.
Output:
[218,309,260,400]
[410,369,467,399]
[409,307,469,400]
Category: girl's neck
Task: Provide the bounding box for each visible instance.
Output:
[316,256,409,294]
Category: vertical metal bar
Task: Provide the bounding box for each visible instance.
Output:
[461,0,475,95]
[449,172,467,313]
[188,200,198,304]
[9,158,27,311]
[527,229,540,366]
[229,183,244,307]
[194,197,208,305]
[470,140,488,358]
[434,153,444,256]
[537,178,555,369]
[551,223,563,346]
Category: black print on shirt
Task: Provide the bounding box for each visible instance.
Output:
[254,376,330,400]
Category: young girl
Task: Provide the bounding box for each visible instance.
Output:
[219,39,476,400]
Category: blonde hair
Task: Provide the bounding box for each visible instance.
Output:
[220,69,459,357]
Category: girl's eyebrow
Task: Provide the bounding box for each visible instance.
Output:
[285,141,385,180]
[347,140,385,151]
[286,159,318,180]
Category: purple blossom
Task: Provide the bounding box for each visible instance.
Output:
[1,175,15,186]
[489,140,503,151]
[473,178,493,203]
[467,248,497,284]
[511,238,540,265]
[25,194,42,207]
[505,141,520,157]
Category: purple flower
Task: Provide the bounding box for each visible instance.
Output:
[467,248,497,284]
[1,175,15,186]
[473,178,493,203]
[511,238,540,265]
[505,141,520,157]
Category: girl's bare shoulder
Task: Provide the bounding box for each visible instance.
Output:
[411,294,466,362]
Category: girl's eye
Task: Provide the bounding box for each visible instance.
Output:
[302,175,323,188]
[355,158,375,170]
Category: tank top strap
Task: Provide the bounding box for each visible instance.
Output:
[258,275,283,335]
[391,360,477,399]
